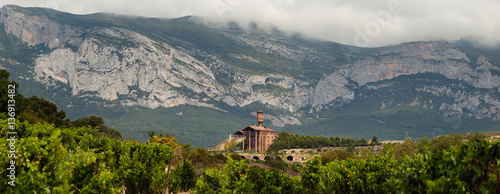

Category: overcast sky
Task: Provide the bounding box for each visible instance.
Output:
[1,0,499,48]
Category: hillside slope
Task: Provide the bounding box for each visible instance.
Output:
[1,5,499,147]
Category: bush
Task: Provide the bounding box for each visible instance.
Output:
[0,119,174,194]
[393,138,418,160]
[263,158,288,171]
[346,145,355,153]
[320,150,354,165]
[189,147,216,167]
[370,136,382,146]
[169,161,197,193]
[290,163,303,172]
[192,156,300,194]
[429,135,462,153]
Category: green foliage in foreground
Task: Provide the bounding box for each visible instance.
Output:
[168,160,197,194]
[0,69,122,139]
[194,138,500,193]
[0,119,174,193]
[193,157,302,194]
[0,116,499,193]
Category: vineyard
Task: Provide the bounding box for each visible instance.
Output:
[1,119,499,193]
[194,136,500,193]
[0,119,175,193]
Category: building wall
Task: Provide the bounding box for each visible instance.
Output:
[241,130,278,152]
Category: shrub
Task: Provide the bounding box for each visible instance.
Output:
[320,150,354,165]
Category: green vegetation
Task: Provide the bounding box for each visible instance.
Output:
[0,26,52,67]
[168,160,197,193]
[21,96,68,127]
[71,116,122,139]
[2,122,498,193]
[286,73,500,141]
[0,70,121,139]
[193,136,500,193]
[103,105,256,146]
[0,70,24,115]
[0,118,173,193]
[268,132,378,151]
[92,33,138,51]
[252,84,293,96]
[320,149,355,164]
[193,157,302,194]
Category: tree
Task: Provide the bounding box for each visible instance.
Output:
[370,136,381,145]
[320,150,354,165]
[71,115,105,128]
[71,116,122,139]
[0,70,24,117]
[177,161,197,192]
[356,138,368,146]
[147,131,180,149]
[301,157,322,192]
[346,144,356,153]
[416,136,431,153]
[429,135,462,153]
[189,147,215,167]
[21,96,69,127]
[393,138,418,160]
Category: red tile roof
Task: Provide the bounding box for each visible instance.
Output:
[240,126,278,132]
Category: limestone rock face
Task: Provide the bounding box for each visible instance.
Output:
[343,41,498,88]
[311,72,353,108]
[34,27,222,109]
[0,6,82,48]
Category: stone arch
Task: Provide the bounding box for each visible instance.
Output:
[240,156,246,159]
[264,156,271,160]
[286,156,293,161]
[252,156,260,160]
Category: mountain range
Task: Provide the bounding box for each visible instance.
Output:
[1,5,499,147]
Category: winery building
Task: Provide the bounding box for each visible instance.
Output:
[233,111,279,152]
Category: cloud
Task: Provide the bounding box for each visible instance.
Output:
[1,0,499,48]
